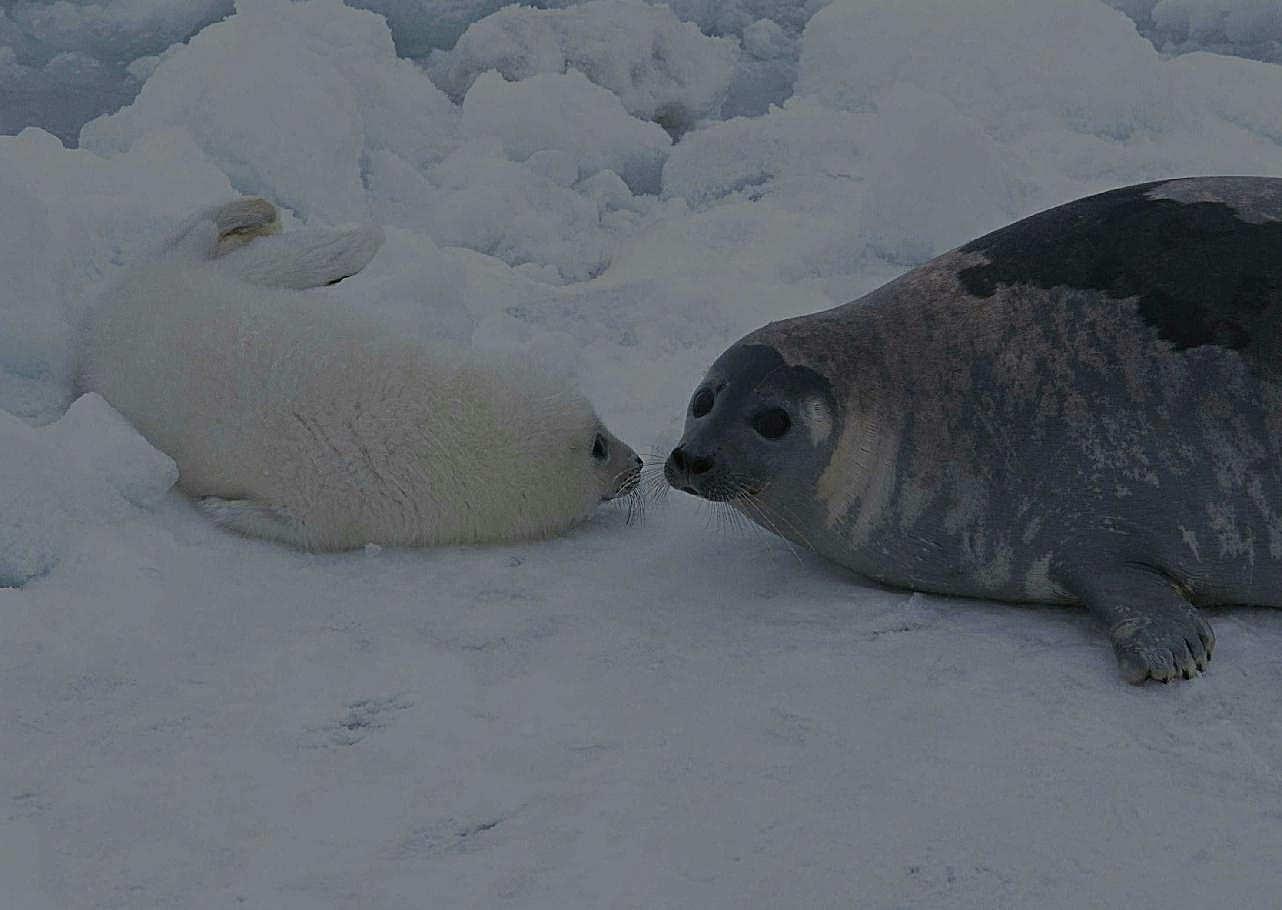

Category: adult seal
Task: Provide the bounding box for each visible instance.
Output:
[666,176,1282,684]
[81,199,642,551]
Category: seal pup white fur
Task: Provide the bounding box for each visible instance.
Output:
[79,199,641,551]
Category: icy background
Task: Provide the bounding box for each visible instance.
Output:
[4,0,1282,907]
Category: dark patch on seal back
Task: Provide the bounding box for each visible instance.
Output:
[957,180,1282,351]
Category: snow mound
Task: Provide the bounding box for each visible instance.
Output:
[365,64,669,282]
[1109,0,1282,63]
[461,70,672,195]
[0,39,137,148]
[797,0,1282,203]
[0,393,176,587]
[415,151,618,283]
[426,0,738,136]
[7,1,232,60]
[658,0,828,117]
[1152,0,1282,43]
[361,135,645,285]
[664,91,1040,265]
[798,0,1163,139]
[80,0,459,223]
[0,2,232,145]
[663,0,823,36]
[0,127,232,423]
[661,99,867,210]
[325,225,474,344]
[346,0,510,57]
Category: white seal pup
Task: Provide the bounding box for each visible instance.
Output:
[666,177,1282,684]
[79,199,641,551]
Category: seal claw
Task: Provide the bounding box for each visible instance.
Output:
[1111,621,1209,684]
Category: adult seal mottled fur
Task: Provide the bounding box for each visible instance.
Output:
[666,176,1282,684]
[81,199,642,551]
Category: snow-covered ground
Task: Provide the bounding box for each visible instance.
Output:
[4,1,1282,906]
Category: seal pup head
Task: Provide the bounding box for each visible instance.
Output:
[665,343,838,515]
[465,356,644,543]
[587,421,643,504]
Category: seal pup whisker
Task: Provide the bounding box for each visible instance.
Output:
[611,489,645,526]
[609,466,647,527]
[637,462,672,508]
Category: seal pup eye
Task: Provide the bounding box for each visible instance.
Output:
[751,408,791,439]
[690,388,715,418]
[592,433,609,461]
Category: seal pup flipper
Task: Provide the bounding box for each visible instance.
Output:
[1073,567,1215,684]
[160,198,281,261]
[196,496,308,547]
[216,224,385,289]
[210,198,283,256]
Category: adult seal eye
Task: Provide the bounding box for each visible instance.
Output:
[592,433,609,461]
[690,388,715,418]
[751,408,791,439]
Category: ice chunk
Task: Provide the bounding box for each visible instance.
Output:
[421,151,614,283]
[460,70,671,196]
[427,0,737,137]
[797,0,1282,198]
[0,2,232,145]
[8,1,233,60]
[798,0,1162,137]
[1108,0,1282,63]
[346,0,510,57]
[81,0,459,223]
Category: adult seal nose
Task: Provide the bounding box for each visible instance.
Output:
[665,445,714,492]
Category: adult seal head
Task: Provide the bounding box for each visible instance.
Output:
[667,176,1282,684]
[80,199,642,551]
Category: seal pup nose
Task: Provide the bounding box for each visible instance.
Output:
[604,446,644,501]
[620,456,643,492]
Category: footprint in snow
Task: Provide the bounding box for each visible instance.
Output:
[307,694,413,747]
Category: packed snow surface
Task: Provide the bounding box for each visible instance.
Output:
[4,0,1282,907]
